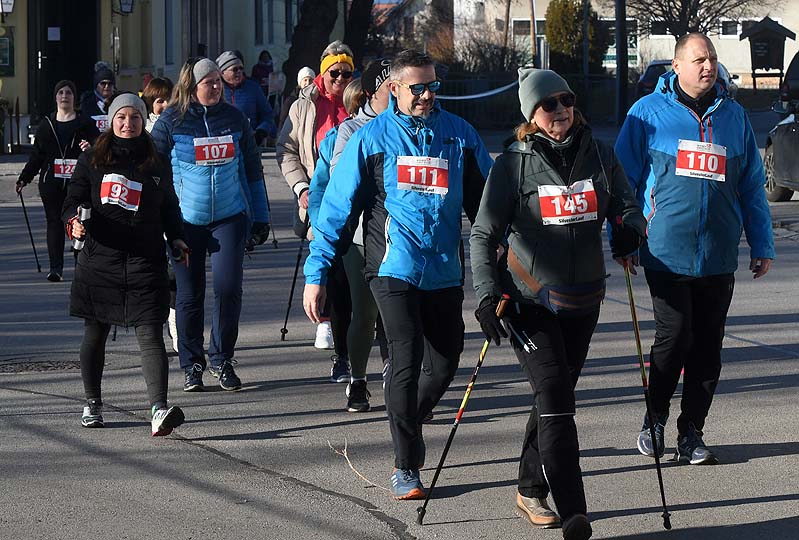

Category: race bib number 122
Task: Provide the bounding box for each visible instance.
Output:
[397,156,449,195]
[100,173,142,211]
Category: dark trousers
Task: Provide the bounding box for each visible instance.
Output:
[644,269,735,434]
[80,320,169,408]
[325,258,351,357]
[39,179,68,272]
[370,277,465,470]
[175,212,247,370]
[507,303,599,521]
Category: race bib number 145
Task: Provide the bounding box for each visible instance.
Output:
[538,179,598,226]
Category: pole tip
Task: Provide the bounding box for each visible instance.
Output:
[662,512,672,530]
[416,506,425,525]
[280,328,288,341]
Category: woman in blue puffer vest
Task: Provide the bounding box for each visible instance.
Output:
[151,57,270,392]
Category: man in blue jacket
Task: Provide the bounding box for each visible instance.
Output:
[302,50,493,499]
[615,33,774,465]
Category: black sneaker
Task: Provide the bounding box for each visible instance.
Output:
[209,359,242,391]
[345,379,371,412]
[47,270,63,282]
[81,398,104,428]
[637,412,667,458]
[675,423,718,465]
[183,363,204,392]
[330,355,351,383]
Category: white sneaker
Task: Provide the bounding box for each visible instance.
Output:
[151,405,185,436]
[167,308,179,353]
[314,321,334,349]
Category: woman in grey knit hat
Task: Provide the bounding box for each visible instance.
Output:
[469,68,647,540]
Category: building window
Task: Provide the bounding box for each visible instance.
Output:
[650,20,668,36]
[741,19,758,35]
[512,19,530,37]
[474,1,485,24]
[164,0,173,64]
[721,20,738,36]
[285,0,294,42]
[266,0,274,44]
[403,16,414,40]
[495,18,504,32]
[255,0,263,44]
[535,19,546,36]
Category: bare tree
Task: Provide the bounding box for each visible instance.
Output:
[599,0,781,38]
[344,0,376,66]
[281,0,339,98]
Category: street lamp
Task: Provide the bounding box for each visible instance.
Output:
[119,0,135,15]
[0,0,15,24]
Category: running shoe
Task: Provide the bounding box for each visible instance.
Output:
[209,359,242,391]
[314,321,334,349]
[562,513,592,540]
[183,363,204,392]
[637,412,667,458]
[46,270,63,282]
[390,468,425,500]
[330,355,351,383]
[515,492,561,528]
[346,379,371,412]
[675,423,718,465]
[151,405,185,436]
[81,399,104,428]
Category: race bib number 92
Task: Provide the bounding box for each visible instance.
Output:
[675,139,727,182]
[100,173,142,211]
[538,179,598,226]
[397,156,449,195]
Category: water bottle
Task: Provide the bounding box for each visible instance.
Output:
[73,204,92,251]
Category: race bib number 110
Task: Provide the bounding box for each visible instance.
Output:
[675,139,727,182]
[397,156,449,195]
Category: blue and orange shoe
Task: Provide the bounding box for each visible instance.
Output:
[390,468,426,500]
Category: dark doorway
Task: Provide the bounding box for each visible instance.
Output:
[27,0,99,121]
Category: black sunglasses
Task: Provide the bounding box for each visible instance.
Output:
[395,80,441,96]
[537,93,576,113]
[328,70,353,80]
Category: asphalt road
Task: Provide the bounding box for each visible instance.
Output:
[1,118,797,540]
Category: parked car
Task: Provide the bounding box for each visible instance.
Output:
[635,60,672,99]
[635,60,738,100]
[717,63,739,99]
[764,100,799,202]
[779,51,799,102]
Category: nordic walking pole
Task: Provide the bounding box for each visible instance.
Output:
[280,235,306,341]
[19,192,42,273]
[624,263,672,530]
[417,295,509,525]
[263,180,278,249]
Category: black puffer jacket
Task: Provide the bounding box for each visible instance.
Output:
[61,136,184,327]
[18,113,99,185]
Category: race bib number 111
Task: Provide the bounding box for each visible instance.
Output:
[397,156,449,195]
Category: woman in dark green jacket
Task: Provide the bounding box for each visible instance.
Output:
[469,68,646,540]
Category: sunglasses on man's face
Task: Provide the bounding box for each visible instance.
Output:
[328,70,353,80]
[99,81,114,87]
[394,80,441,96]
[537,93,576,113]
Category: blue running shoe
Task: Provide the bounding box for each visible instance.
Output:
[675,423,718,465]
[637,412,667,458]
[390,468,425,500]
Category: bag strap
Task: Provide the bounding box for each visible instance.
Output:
[507,246,543,294]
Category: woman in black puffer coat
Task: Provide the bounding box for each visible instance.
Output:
[62,92,188,437]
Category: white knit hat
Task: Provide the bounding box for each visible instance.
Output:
[297,66,315,86]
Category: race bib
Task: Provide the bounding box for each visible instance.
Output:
[53,158,78,179]
[538,179,598,226]
[675,139,726,182]
[100,173,142,211]
[92,115,109,132]
[194,135,235,166]
[397,156,449,195]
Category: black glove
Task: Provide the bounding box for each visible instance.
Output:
[254,129,268,146]
[15,179,28,194]
[475,297,507,346]
[246,222,270,251]
[611,218,646,259]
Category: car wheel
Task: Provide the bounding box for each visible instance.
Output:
[764,145,794,202]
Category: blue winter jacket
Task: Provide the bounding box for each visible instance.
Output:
[304,99,493,290]
[307,126,338,227]
[615,71,774,276]
[150,101,269,226]
[223,79,277,138]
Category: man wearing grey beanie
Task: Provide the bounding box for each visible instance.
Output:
[216,50,277,146]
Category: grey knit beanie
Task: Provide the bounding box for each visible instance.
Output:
[107,92,147,122]
[518,68,573,121]
[216,51,243,73]
[192,58,220,86]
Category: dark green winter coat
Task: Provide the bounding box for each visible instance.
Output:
[469,125,645,306]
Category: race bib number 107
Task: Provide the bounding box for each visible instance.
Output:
[100,173,142,211]
[538,179,598,226]
[194,135,235,166]
[397,156,449,195]
[675,139,727,182]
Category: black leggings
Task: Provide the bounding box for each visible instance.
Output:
[39,179,68,272]
[80,320,169,409]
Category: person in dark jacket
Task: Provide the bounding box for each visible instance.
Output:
[150,57,271,393]
[62,92,187,436]
[251,49,274,98]
[79,64,116,131]
[217,50,277,145]
[469,68,647,540]
[16,80,100,281]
